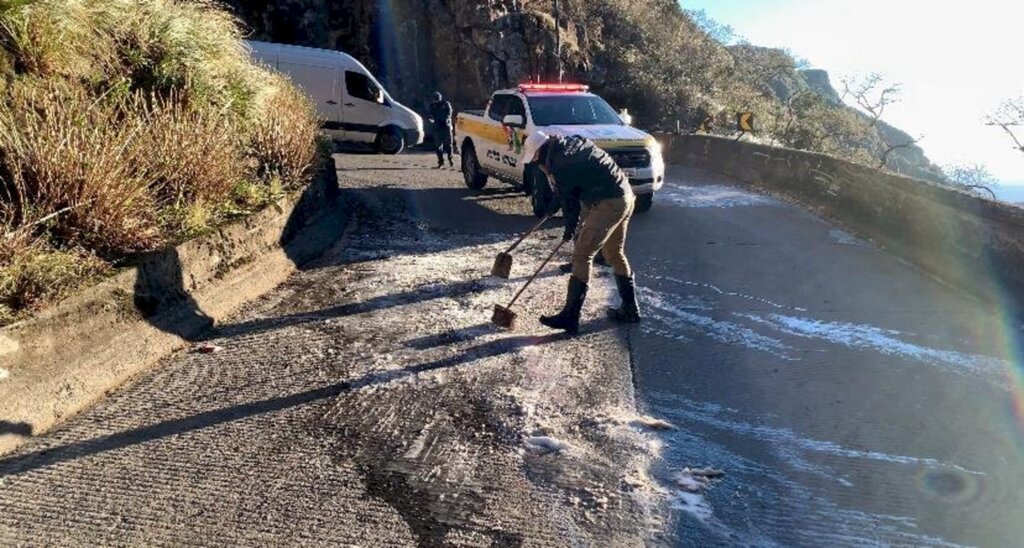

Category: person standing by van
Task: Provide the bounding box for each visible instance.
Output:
[428,91,454,168]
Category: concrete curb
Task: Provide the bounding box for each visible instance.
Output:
[0,163,348,456]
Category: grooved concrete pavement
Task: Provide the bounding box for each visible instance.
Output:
[0,153,665,546]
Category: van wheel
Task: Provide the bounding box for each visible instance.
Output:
[636,193,653,214]
[462,146,488,190]
[376,127,405,155]
[531,172,555,218]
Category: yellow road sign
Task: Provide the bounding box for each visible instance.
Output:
[737,112,754,132]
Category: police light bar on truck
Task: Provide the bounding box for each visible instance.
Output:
[517,83,590,93]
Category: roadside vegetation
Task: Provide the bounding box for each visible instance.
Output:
[0,0,322,325]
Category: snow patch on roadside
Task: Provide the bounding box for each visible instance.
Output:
[669,491,714,521]
[829,228,859,245]
[525,436,571,454]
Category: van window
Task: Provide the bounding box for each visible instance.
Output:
[345,71,382,104]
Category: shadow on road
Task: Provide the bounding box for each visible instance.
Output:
[0,332,569,478]
[130,166,344,343]
[0,421,32,438]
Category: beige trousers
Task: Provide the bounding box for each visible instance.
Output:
[571,195,635,283]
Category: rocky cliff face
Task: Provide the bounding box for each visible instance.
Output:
[227,1,948,183]
[227,0,587,113]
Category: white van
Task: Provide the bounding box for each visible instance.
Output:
[247,40,424,154]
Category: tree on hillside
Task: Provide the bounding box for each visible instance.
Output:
[986,96,1024,155]
[943,163,998,199]
[840,73,901,128]
[685,9,738,44]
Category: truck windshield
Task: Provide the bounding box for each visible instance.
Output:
[527,95,623,126]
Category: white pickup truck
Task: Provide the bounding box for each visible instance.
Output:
[455,84,665,216]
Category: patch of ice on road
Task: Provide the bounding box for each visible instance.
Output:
[524,436,571,454]
[739,313,1007,377]
[643,288,794,359]
[661,183,774,208]
[829,228,859,245]
[631,416,676,431]
[653,394,984,480]
[669,490,714,521]
[650,275,808,312]
[0,367,8,380]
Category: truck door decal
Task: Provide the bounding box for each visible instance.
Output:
[486,149,519,168]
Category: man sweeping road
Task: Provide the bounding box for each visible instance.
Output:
[523,132,642,334]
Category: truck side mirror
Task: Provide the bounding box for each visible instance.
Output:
[502,114,525,128]
[619,109,633,126]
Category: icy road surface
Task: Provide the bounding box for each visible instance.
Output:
[0,153,1021,546]
[633,167,1023,546]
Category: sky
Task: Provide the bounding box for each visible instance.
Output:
[679,0,1024,184]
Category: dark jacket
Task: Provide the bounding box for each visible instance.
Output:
[542,135,632,239]
[428,100,453,129]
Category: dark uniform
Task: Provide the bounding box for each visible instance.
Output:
[428,92,454,167]
[534,135,641,334]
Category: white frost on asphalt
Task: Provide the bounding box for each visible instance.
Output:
[650,275,808,312]
[524,436,571,453]
[828,228,859,245]
[660,183,774,208]
[631,416,676,431]
[669,491,713,521]
[739,313,1007,378]
[643,288,794,358]
[653,394,984,480]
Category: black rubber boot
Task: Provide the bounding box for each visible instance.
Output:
[448,154,454,167]
[540,277,588,334]
[607,274,641,323]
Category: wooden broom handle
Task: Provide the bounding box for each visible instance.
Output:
[503,214,552,254]
[506,239,567,309]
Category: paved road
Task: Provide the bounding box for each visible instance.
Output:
[0,152,1021,546]
[629,167,1023,546]
[0,153,661,546]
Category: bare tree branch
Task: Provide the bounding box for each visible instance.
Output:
[986,96,1024,155]
[842,73,901,128]
[944,162,999,199]
[879,135,921,169]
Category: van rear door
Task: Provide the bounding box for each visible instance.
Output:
[276,60,342,139]
[341,70,385,144]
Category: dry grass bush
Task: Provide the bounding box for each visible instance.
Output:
[0,83,162,255]
[247,76,321,187]
[0,0,321,324]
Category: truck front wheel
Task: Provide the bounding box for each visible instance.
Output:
[636,193,653,214]
[461,145,488,190]
[531,172,555,218]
